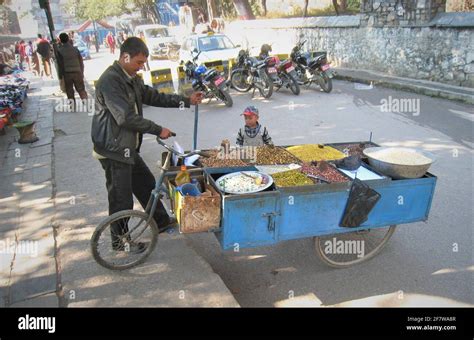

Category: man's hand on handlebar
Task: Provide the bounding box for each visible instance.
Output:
[159,127,176,139]
[189,91,204,105]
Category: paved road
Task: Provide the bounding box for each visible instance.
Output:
[82,49,473,307]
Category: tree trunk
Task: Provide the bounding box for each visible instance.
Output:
[207,0,217,21]
[303,0,309,17]
[333,0,340,15]
[261,0,267,16]
[233,0,255,20]
[340,0,347,12]
[150,4,161,24]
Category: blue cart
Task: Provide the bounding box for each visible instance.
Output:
[91,139,437,270]
[200,161,436,268]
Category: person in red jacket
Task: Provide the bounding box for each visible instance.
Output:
[18,40,26,70]
[106,32,116,54]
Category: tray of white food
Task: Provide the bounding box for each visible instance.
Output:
[216,171,274,195]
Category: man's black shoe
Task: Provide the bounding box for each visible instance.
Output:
[158,218,177,234]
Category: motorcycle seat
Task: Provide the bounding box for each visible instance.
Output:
[313,55,325,63]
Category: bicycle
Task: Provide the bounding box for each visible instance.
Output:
[90,136,209,270]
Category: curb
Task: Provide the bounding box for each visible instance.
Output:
[334,72,474,105]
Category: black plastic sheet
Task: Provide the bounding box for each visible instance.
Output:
[340,178,381,228]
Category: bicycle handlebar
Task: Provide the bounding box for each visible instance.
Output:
[156,137,210,158]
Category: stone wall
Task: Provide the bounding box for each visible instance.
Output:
[226,12,474,88]
[300,24,474,87]
[360,0,447,27]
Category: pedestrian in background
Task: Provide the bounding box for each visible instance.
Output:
[24,41,33,71]
[36,34,52,78]
[31,46,41,76]
[106,32,116,54]
[18,40,26,70]
[69,31,76,45]
[85,34,91,49]
[117,31,125,48]
[14,41,20,65]
[138,31,150,71]
[57,33,88,110]
[90,33,99,53]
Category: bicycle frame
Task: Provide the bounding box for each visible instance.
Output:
[143,150,172,225]
[142,139,206,226]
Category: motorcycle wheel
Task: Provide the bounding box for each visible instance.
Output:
[231,69,252,93]
[295,67,306,85]
[319,72,333,93]
[284,73,300,95]
[218,89,233,107]
[258,71,273,99]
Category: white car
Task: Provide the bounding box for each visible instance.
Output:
[134,24,179,59]
[179,33,241,65]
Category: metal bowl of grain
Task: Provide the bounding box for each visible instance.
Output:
[363,147,435,179]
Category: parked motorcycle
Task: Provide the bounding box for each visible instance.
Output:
[183,49,233,107]
[290,40,334,93]
[230,49,273,99]
[259,44,300,95]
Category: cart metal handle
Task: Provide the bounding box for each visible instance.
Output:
[156,136,210,158]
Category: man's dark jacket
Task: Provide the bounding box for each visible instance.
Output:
[91,61,190,164]
[57,43,83,78]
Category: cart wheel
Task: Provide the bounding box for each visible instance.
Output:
[91,210,158,270]
[314,225,396,268]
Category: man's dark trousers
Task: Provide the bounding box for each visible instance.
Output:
[64,71,87,101]
[99,153,170,246]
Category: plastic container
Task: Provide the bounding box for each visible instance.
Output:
[175,165,191,186]
[179,183,202,197]
[191,178,202,193]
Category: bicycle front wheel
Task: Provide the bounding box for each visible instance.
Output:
[91,210,159,270]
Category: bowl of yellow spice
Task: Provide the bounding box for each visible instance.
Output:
[286,144,346,162]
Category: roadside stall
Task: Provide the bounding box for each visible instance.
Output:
[91,110,437,270]
[0,68,29,135]
[161,138,437,268]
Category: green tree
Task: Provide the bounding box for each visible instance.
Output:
[132,0,161,23]
[219,0,238,19]
[66,0,129,21]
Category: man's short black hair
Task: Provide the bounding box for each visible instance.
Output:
[38,34,42,39]
[120,37,149,58]
[59,33,69,44]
